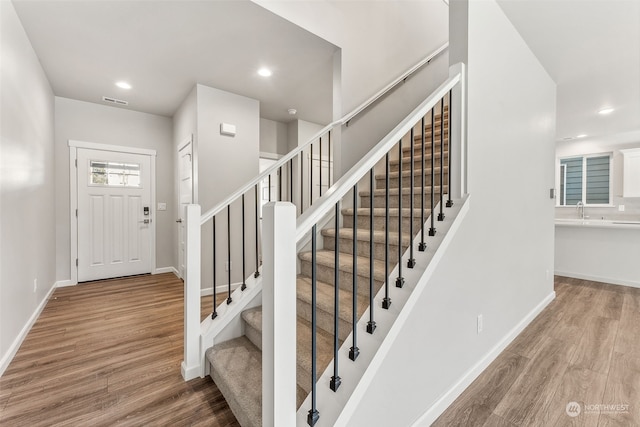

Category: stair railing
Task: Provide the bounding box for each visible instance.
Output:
[182,42,449,381]
[279,63,466,426]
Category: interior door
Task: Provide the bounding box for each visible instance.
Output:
[77,148,152,282]
[178,141,193,278]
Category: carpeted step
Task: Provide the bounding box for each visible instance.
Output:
[342,207,430,233]
[299,250,387,296]
[321,227,407,263]
[402,139,448,158]
[206,336,262,427]
[359,186,445,209]
[237,307,335,399]
[296,276,368,342]
[390,150,449,172]
[377,166,448,188]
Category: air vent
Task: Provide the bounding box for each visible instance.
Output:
[102,96,128,106]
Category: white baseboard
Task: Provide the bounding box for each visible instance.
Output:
[200,282,244,297]
[554,270,640,289]
[181,361,201,381]
[0,282,58,376]
[154,266,179,276]
[55,279,75,288]
[411,290,556,426]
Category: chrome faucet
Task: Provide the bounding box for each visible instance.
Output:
[576,201,585,219]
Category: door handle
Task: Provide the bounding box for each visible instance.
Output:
[176,219,183,223]
[139,219,151,224]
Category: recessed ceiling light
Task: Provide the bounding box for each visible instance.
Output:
[598,107,614,115]
[258,68,272,77]
[116,81,132,90]
[576,134,587,138]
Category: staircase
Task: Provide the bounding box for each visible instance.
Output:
[205,113,449,427]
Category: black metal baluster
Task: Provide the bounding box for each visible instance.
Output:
[319,137,323,198]
[308,224,320,427]
[349,184,360,361]
[241,195,247,291]
[382,153,391,309]
[367,169,376,334]
[278,166,282,202]
[212,216,218,319]
[408,127,416,268]
[254,184,260,278]
[330,202,341,392]
[419,116,427,251]
[227,205,232,304]
[429,107,436,237]
[438,98,445,221]
[310,142,314,206]
[268,174,272,202]
[396,139,405,288]
[446,90,454,208]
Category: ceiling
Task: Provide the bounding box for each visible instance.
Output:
[497,0,640,144]
[12,0,338,124]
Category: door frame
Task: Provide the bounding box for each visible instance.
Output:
[69,140,157,285]
[177,135,195,279]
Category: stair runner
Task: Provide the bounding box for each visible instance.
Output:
[206,114,449,427]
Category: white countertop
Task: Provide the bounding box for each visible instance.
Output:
[555,218,640,230]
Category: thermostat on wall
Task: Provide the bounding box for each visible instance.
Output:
[220,123,236,137]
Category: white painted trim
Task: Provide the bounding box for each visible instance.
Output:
[409,291,557,427]
[69,141,158,284]
[183,204,201,381]
[55,279,75,288]
[154,266,179,276]
[200,282,245,297]
[259,152,284,160]
[554,271,640,289]
[69,146,78,285]
[69,139,157,156]
[0,281,58,376]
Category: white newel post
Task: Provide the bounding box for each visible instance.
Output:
[449,62,467,198]
[182,204,201,381]
[262,202,297,427]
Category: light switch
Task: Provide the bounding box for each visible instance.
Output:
[158,202,167,211]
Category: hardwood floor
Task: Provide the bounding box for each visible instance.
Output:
[434,276,640,427]
[3,274,638,426]
[0,273,239,427]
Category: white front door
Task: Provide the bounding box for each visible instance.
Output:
[177,141,193,278]
[77,148,152,282]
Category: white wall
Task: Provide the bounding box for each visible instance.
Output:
[0,0,56,373]
[555,138,640,220]
[253,0,450,176]
[343,1,557,425]
[174,84,261,291]
[260,118,288,156]
[54,97,175,280]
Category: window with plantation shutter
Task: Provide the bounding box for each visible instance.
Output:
[558,154,611,206]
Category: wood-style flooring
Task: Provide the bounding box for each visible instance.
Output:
[0,273,239,427]
[3,274,638,426]
[434,276,640,427]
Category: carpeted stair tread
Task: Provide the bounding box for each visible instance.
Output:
[206,336,262,427]
[360,186,445,197]
[296,276,368,331]
[341,207,429,218]
[299,250,387,283]
[321,227,408,246]
[377,166,448,181]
